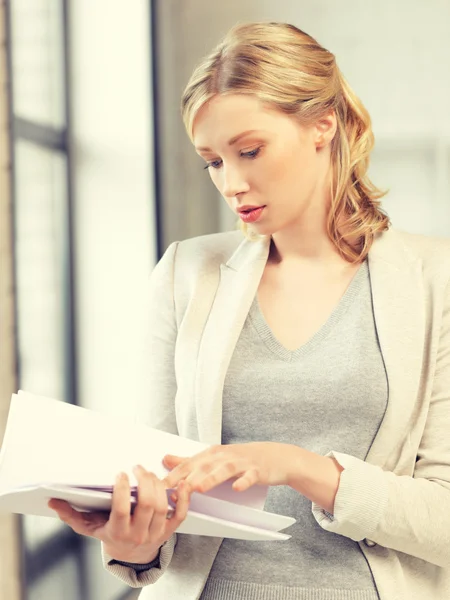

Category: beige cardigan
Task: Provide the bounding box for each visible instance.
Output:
[103,227,450,600]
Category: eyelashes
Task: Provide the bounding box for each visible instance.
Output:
[203,147,262,170]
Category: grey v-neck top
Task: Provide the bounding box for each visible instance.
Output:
[200,259,388,600]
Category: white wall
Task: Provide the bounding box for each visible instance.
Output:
[69,0,156,597]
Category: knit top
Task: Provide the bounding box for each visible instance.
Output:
[200,259,388,600]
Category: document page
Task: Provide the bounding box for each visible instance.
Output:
[0,391,296,540]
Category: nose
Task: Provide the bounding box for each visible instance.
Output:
[221,165,250,199]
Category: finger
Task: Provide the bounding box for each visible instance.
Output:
[146,478,170,541]
[162,447,219,488]
[109,472,131,536]
[184,459,246,494]
[48,499,108,536]
[162,454,185,468]
[232,468,259,492]
[48,498,72,514]
[183,469,219,494]
[131,466,157,534]
[166,480,192,533]
[48,498,81,523]
[162,462,191,489]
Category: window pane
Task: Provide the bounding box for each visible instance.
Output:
[27,552,82,600]
[10,0,65,128]
[22,515,64,552]
[14,140,68,402]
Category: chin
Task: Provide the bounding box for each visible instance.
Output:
[249,220,282,237]
[247,223,273,237]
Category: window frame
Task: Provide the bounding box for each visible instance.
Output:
[4,0,85,596]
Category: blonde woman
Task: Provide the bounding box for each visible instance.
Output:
[50,22,450,600]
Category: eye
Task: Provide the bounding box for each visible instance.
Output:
[203,146,262,170]
[203,159,222,170]
[242,147,261,159]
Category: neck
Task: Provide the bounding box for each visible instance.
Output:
[269,218,340,264]
[269,187,344,266]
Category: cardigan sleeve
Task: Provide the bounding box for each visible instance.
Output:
[102,242,180,587]
[101,537,176,588]
[312,277,450,568]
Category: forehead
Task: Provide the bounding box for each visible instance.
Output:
[192,94,282,148]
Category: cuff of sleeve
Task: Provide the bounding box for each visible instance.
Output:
[311,451,389,541]
[101,534,177,588]
[109,552,161,572]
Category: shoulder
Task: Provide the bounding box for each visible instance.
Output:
[376,228,450,283]
[392,228,450,262]
[172,230,246,272]
[148,231,249,314]
[152,230,248,289]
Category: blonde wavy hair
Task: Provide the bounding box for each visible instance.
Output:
[181,22,390,263]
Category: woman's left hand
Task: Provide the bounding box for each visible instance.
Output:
[162,442,294,495]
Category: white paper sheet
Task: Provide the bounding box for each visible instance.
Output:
[0,391,296,540]
[0,485,292,541]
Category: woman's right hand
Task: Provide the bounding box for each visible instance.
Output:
[48,465,192,564]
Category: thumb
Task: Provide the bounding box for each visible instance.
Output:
[48,498,72,519]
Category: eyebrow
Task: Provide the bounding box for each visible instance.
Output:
[195,129,266,152]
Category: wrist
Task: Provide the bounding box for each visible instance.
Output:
[284,444,306,487]
[286,446,344,514]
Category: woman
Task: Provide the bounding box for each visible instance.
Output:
[49,22,450,600]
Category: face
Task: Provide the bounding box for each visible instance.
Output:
[192,93,336,237]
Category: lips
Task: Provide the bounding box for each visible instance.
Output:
[238,205,263,213]
[238,205,266,223]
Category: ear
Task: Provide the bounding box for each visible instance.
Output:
[314,110,337,149]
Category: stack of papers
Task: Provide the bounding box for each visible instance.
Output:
[0,391,295,541]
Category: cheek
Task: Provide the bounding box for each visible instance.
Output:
[270,146,316,192]
[263,151,299,189]
[209,171,227,197]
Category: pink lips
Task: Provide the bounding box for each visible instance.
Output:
[238,206,266,223]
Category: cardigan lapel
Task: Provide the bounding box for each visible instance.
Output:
[194,236,270,445]
[365,229,425,469]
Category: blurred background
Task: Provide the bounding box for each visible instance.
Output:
[0,0,449,599]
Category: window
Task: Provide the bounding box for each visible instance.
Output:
[6,0,83,596]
